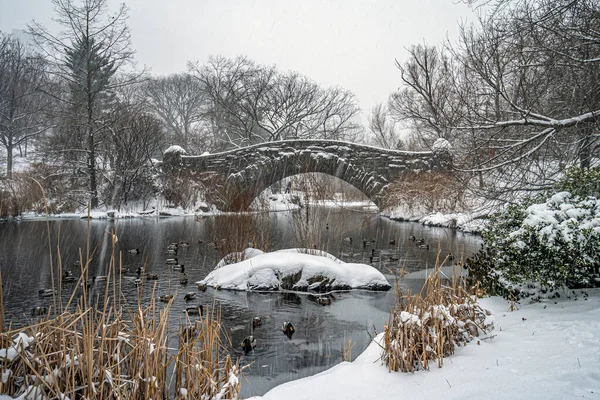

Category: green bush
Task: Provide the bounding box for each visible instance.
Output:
[467,189,600,297]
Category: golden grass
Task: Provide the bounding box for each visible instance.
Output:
[382,255,493,373]
[0,191,241,399]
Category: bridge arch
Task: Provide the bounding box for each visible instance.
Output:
[162,140,452,211]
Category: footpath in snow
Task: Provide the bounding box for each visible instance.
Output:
[249,291,600,400]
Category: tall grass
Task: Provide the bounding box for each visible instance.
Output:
[382,254,494,372]
[0,203,241,398]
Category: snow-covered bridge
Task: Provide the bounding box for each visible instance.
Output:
[161,139,452,211]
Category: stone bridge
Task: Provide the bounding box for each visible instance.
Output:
[162,139,452,211]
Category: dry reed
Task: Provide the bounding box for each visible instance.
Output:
[0,204,241,399]
[382,256,494,373]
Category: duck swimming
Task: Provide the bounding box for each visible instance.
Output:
[31,306,48,317]
[159,294,174,303]
[252,316,262,329]
[172,264,185,272]
[241,336,257,354]
[183,292,196,301]
[196,282,208,292]
[185,305,203,316]
[180,274,189,285]
[281,321,295,339]
[166,258,178,265]
[128,249,141,254]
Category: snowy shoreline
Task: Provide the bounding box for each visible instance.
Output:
[248,290,600,400]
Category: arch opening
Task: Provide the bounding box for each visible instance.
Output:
[249,173,378,211]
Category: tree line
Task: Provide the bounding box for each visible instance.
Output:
[0,0,598,212]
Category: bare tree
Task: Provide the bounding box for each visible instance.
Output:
[0,33,51,178]
[103,103,165,209]
[454,0,600,171]
[388,44,464,150]
[367,103,404,149]
[144,73,208,153]
[189,55,362,150]
[29,0,140,208]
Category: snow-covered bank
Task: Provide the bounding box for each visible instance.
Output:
[381,204,490,233]
[198,248,391,292]
[249,291,600,400]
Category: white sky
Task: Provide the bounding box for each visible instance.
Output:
[0,0,476,114]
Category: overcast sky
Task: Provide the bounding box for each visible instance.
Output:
[0,0,476,113]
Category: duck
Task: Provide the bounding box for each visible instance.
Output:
[447,253,455,261]
[180,274,189,285]
[166,248,177,255]
[73,260,81,267]
[409,235,416,241]
[146,273,159,280]
[316,297,331,306]
[179,241,190,247]
[167,243,179,251]
[93,276,108,282]
[198,239,204,244]
[252,316,262,329]
[418,244,430,250]
[415,238,425,246]
[159,294,174,303]
[281,321,295,339]
[31,306,48,317]
[166,258,178,265]
[362,239,375,247]
[343,237,352,243]
[136,266,145,275]
[38,289,56,297]
[389,255,400,262]
[62,271,77,283]
[196,282,208,292]
[241,336,257,354]
[133,278,143,286]
[185,305,203,316]
[128,249,141,254]
[172,264,185,272]
[183,292,196,301]
[388,239,396,245]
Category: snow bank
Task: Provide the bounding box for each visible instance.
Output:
[198,249,391,292]
[249,290,600,400]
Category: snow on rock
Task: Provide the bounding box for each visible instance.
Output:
[248,290,600,400]
[432,138,452,153]
[198,249,391,292]
[164,145,187,155]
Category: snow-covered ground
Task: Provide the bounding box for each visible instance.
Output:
[381,204,491,233]
[249,290,600,400]
[198,248,391,292]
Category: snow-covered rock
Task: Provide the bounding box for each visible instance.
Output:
[198,248,391,292]
[164,145,187,155]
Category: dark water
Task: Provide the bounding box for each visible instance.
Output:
[0,207,481,398]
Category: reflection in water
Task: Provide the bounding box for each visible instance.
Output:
[0,207,481,397]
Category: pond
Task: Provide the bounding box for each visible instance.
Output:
[0,206,481,398]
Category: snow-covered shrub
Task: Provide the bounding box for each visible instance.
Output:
[468,191,600,297]
[382,266,493,372]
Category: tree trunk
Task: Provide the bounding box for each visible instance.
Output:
[88,129,98,208]
[6,142,13,180]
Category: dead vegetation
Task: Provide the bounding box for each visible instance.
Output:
[382,256,493,373]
